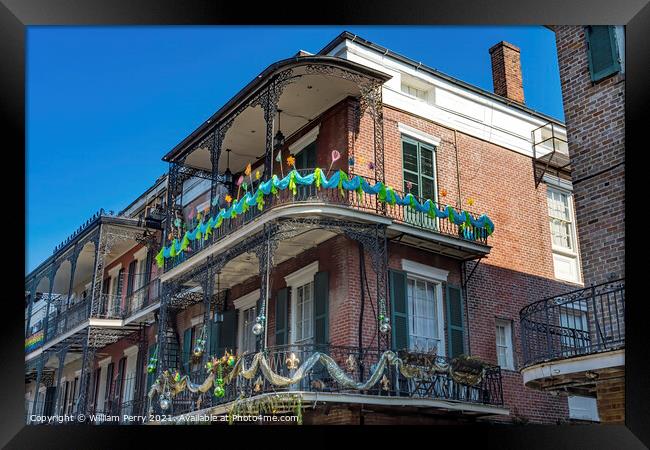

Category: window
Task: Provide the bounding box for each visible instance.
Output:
[547,189,574,251]
[495,319,514,370]
[286,261,319,345]
[402,136,436,200]
[241,306,257,354]
[559,302,589,354]
[406,277,440,352]
[294,140,317,170]
[401,83,427,101]
[585,26,621,82]
[295,281,314,343]
[547,186,581,283]
[568,396,600,421]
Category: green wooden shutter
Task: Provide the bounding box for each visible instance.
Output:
[275,288,289,346]
[208,320,220,357]
[219,309,237,355]
[306,141,317,169]
[389,270,409,351]
[585,26,620,82]
[182,328,192,374]
[446,284,466,358]
[126,260,136,297]
[313,272,329,345]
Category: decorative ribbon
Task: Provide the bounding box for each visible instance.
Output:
[156,168,495,266]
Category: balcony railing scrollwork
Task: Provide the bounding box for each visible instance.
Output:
[520,279,625,367]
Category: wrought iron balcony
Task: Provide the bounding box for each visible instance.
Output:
[155,344,503,418]
[124,279,161,318]
[164,169,491,271]
[44,299,91,342]
[520,279,625,368]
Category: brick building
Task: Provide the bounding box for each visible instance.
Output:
[519,26,625,424]
[26,30,592,425]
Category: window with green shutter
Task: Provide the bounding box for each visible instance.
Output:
[219,309,237,355]
[275,288,289,346]
[389,270,409,351]
[445,284,466,358]
[182,328,192,374]
[585,26,621,82]
[313,272,329,346]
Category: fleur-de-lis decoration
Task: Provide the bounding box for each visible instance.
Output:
[285,352,300,370]
[467,197,475,207]
[286,155,296,168]
[440,188,448,198]
[254,376,263,393]
[346,354,357,372]
[380,374,390,391]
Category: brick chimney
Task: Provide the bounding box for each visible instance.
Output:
[489,41,524,104]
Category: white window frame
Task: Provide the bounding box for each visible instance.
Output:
[285,261,319,345]
[401,259,447,356]
[96,357,111,412]
[122,345,139,404]
[568,395,600,422]
[545,181,582,283]
[234,289,260,354]
[495,319,515,370]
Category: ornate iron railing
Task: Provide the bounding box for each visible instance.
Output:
[44,299,91,342]
[165,169,489,271]
[159,344,503,417]
[124,278,161,318]
[520,279,625,367]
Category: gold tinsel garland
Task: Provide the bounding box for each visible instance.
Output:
[148,350,491,415]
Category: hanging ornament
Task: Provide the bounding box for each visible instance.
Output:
[213,384,225,398]
[379,314,391,334]
[159,394,171,410]
[147,350,158,374]
[380,375,390,391]
[285,352,300,370]
[346,354,357,372]
[252,315,265,336]
[192,342,205,358]
[174,217,182,227]
[174,371,181,383]
[254,376,263,393]
[227,355,236,367]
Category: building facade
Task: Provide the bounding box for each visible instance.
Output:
[26,30,593,425]
[518,26,625,425]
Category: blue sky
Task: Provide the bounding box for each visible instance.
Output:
[26,26,563,273]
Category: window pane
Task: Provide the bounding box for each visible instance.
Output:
[403,141,419,173]
[421,177,435,200]
[420,147,434,178]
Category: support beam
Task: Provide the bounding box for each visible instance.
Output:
[53,346,68,415]
[30,352,47,417]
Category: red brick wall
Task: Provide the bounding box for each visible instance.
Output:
[552,26,625,286]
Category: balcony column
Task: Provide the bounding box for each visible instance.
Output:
[53,346,68,415]
[30,352,47,417]
[25,277,38,337]
[254,225,278,351]
[75,330,95,416]
[42,264,57,341]
[63,246,79,332]
[209,126,230,216]
[201,260,214,367]
[154,282,172,382]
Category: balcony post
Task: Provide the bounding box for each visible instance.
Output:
[254,225,278,351]
[42,264,57,341]
[53,346,68,415]
[201,261,214,367]
[63,245,79,332]
[88,229,104,317]
[262,85,277,180]
[209,126,230,217]
[30,352,46,417]
[25,277,38,337]
[155,282,171,382]
[75,330,95,416]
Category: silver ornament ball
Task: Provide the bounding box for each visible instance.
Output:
[160,396,171,411]
[379,322,391,334]
[252,322,264,335]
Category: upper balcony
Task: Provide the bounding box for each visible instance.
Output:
[519,279,625,394]
[159,168,494,278]
[158,56,495,279]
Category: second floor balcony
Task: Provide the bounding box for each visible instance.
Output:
[519,279,625,393]
[160,169,494,275]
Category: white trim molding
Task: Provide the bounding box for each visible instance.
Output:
[190,314,204,327]
[133,247,148,261]
[107,263,123,277]
[284,261,319,287]
[401,259,449,282]
[289,125,320,153]
[123,345,139,358]
[397,123,441,147]
[233,289,261,311]
[543,173,573,192]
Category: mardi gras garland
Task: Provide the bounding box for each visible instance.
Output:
[148,349,492,416]
[156,168,495,267]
